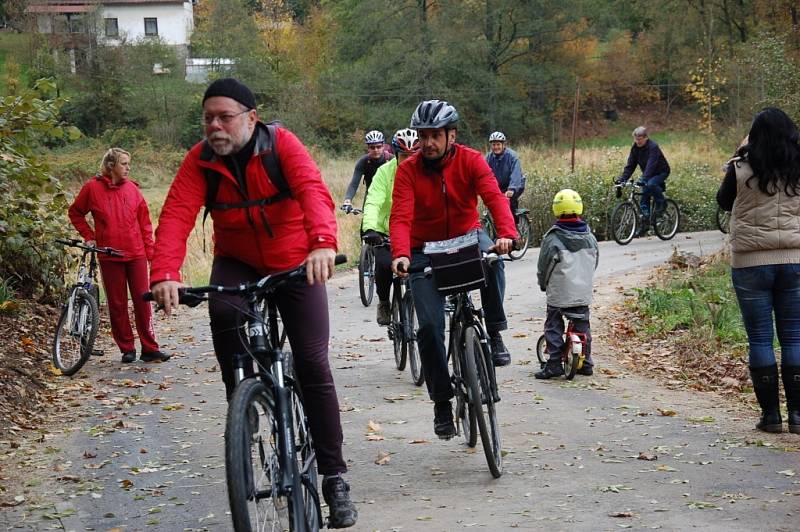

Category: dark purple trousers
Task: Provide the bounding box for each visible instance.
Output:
[208,257,347,475]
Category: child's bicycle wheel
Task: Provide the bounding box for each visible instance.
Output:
[562,334,581,380]
[535,334,547,367]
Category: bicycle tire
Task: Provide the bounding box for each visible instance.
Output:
[464,326,503,478]
[450,327,477,447]
[291,383,323,531]
[716,206,730,234]
[563,334,580,380]
[482,214,497,241]
[405,291,424,386]
[610,202,637,245]
[52,288,97,376]
[654,199,680,241]
[89,284,100,307]
[508,215,531,259]
[391,287,406,371]
[358,244,375,307]
[535,334,547,367]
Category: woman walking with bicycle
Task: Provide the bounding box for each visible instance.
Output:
[68,148,167,364]
[716,107,800,435]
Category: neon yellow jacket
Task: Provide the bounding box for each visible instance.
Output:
[362,157,397,235]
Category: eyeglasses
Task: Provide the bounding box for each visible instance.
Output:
[367,144,383,150]
[201,109,250,126]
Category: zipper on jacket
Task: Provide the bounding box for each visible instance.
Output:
[441,174,449,238]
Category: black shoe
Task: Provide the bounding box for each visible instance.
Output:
[322,475,358,528]
[140,350,171,363]
[121,351,136,363]
[635,221,650,237]
[433,400,456,440]
[751,365,783,433]
[576,364,594,376]
[489,332,511,367]
[781,365,800,434]
[376,301,391,326]
[535,363,565,380]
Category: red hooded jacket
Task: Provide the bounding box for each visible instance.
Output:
[68,174,155,262]
[390,143,517,259]
[150,125,337,284]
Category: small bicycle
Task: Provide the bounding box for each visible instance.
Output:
[535,310,588,380]
[610,181,680,245]
[52,238,122,376]
[388,273,423,386]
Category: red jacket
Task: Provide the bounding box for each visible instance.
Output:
[390,143,517,259]
[150,125,337,284]
[68,174,154,262]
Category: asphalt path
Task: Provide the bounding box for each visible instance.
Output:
[3,230,799,531]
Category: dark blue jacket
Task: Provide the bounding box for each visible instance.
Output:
[485,147,525,192]
[620,139,670,181]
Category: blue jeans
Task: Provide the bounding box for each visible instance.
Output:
[409,230,507,402]
[639,172,668,216]
[731,264,800,368]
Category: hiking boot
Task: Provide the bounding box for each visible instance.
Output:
[322,475,358,528]
[489,332,511,367]
[433,400,456,440]
[140,350,171,363]
[635,220,650,238]
[576,364,594,376]
[121,350,136,363]
[750,365,783,433]
[782,365,800,434]
[535,362,565,380]
[376,300,391,326]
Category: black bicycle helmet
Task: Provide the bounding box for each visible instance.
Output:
[410,100,459,129]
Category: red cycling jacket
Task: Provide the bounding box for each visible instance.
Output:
[150,126,337,284]
[390,143,517,259]
[68,174,155,262]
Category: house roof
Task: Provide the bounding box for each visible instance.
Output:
[27,0,185,13]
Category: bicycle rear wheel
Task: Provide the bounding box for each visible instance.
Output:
[654,199,680,240]
[52,288,97,376]
[508,215,531,259]
[481,214,497,241]
[358,244,375,307]
[391,287,406,370]
[716,206,730,234]
[610,202,637,245]
[464,326,503,478]
[535,334,547,367]
[405,291,424,386]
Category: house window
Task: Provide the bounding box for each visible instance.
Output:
[144,18,158,36]
[68,14,85,34]
[104,18,119,37]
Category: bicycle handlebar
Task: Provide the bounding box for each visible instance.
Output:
[402,252,506,275]
[55,238,123,257]
[340,205,363,215]
[143,254,348,307]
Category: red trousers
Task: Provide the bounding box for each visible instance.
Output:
[99,258,159,354]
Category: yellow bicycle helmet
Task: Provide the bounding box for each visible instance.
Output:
[552,189,583,217]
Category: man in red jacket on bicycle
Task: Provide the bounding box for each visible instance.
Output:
[149,78,357,528]
[390,99,517,439]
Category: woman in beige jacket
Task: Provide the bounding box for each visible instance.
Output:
[716,107,800,435]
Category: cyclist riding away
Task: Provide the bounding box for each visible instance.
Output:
[68,147,167,364]
[614,126,671,236]
[390,99,517,440]
[341,130,394,212]
[485,131,525,213]
[535,189,599,379]
[148,78,357,528]
[362,128,420,326]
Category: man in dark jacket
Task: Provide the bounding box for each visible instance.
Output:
[615,126,670,235]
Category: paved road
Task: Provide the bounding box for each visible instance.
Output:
[4,231,799,531]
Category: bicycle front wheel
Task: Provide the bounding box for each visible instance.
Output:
[391,287,406,371]
[52,288,97,376]
[610,202,637,245]
[464,326,503,478]
[654,199,680,240]
[450,327,476,447]
[404,291,424,386]
[716,206,730,234]
[358,244,375,307]
[563,335,580,381]
[508,215,531,259]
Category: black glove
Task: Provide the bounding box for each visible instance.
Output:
[363,230,384,246]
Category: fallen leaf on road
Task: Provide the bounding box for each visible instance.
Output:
[637,452,657,461]
[609,511,635,518]
[374,451,391,465]
[658,409,677,417]
[366,435,385,441]
[119,479,134,489]
[366,420,382,433]
[687,415,715,423]
[409,439,429,444]
[777,469,796,477]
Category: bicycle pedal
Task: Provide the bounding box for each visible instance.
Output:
[91,349,105,357]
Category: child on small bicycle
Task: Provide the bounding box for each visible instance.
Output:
[535,189,599,379]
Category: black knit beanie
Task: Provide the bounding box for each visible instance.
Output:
[202,78,256,110]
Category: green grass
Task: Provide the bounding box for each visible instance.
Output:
[0,31,31,88]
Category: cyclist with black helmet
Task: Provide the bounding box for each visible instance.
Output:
[390,100,517,440]
[486,131,525,213]
[362,129,420,326]
[341,130,394,211]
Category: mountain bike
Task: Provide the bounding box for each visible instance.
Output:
[535,310,588,380]
[481,203,531,260]
[388,274,423,386]
[52,238,122,376]
[610,182,680,245]
[145,256,347,532]
[716,205,730,234]
[340,206,375,307]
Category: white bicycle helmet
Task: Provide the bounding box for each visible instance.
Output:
[364,130,385,144]
[489,131,506,142]
[392,128,419,154]
[410,100,459,129]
